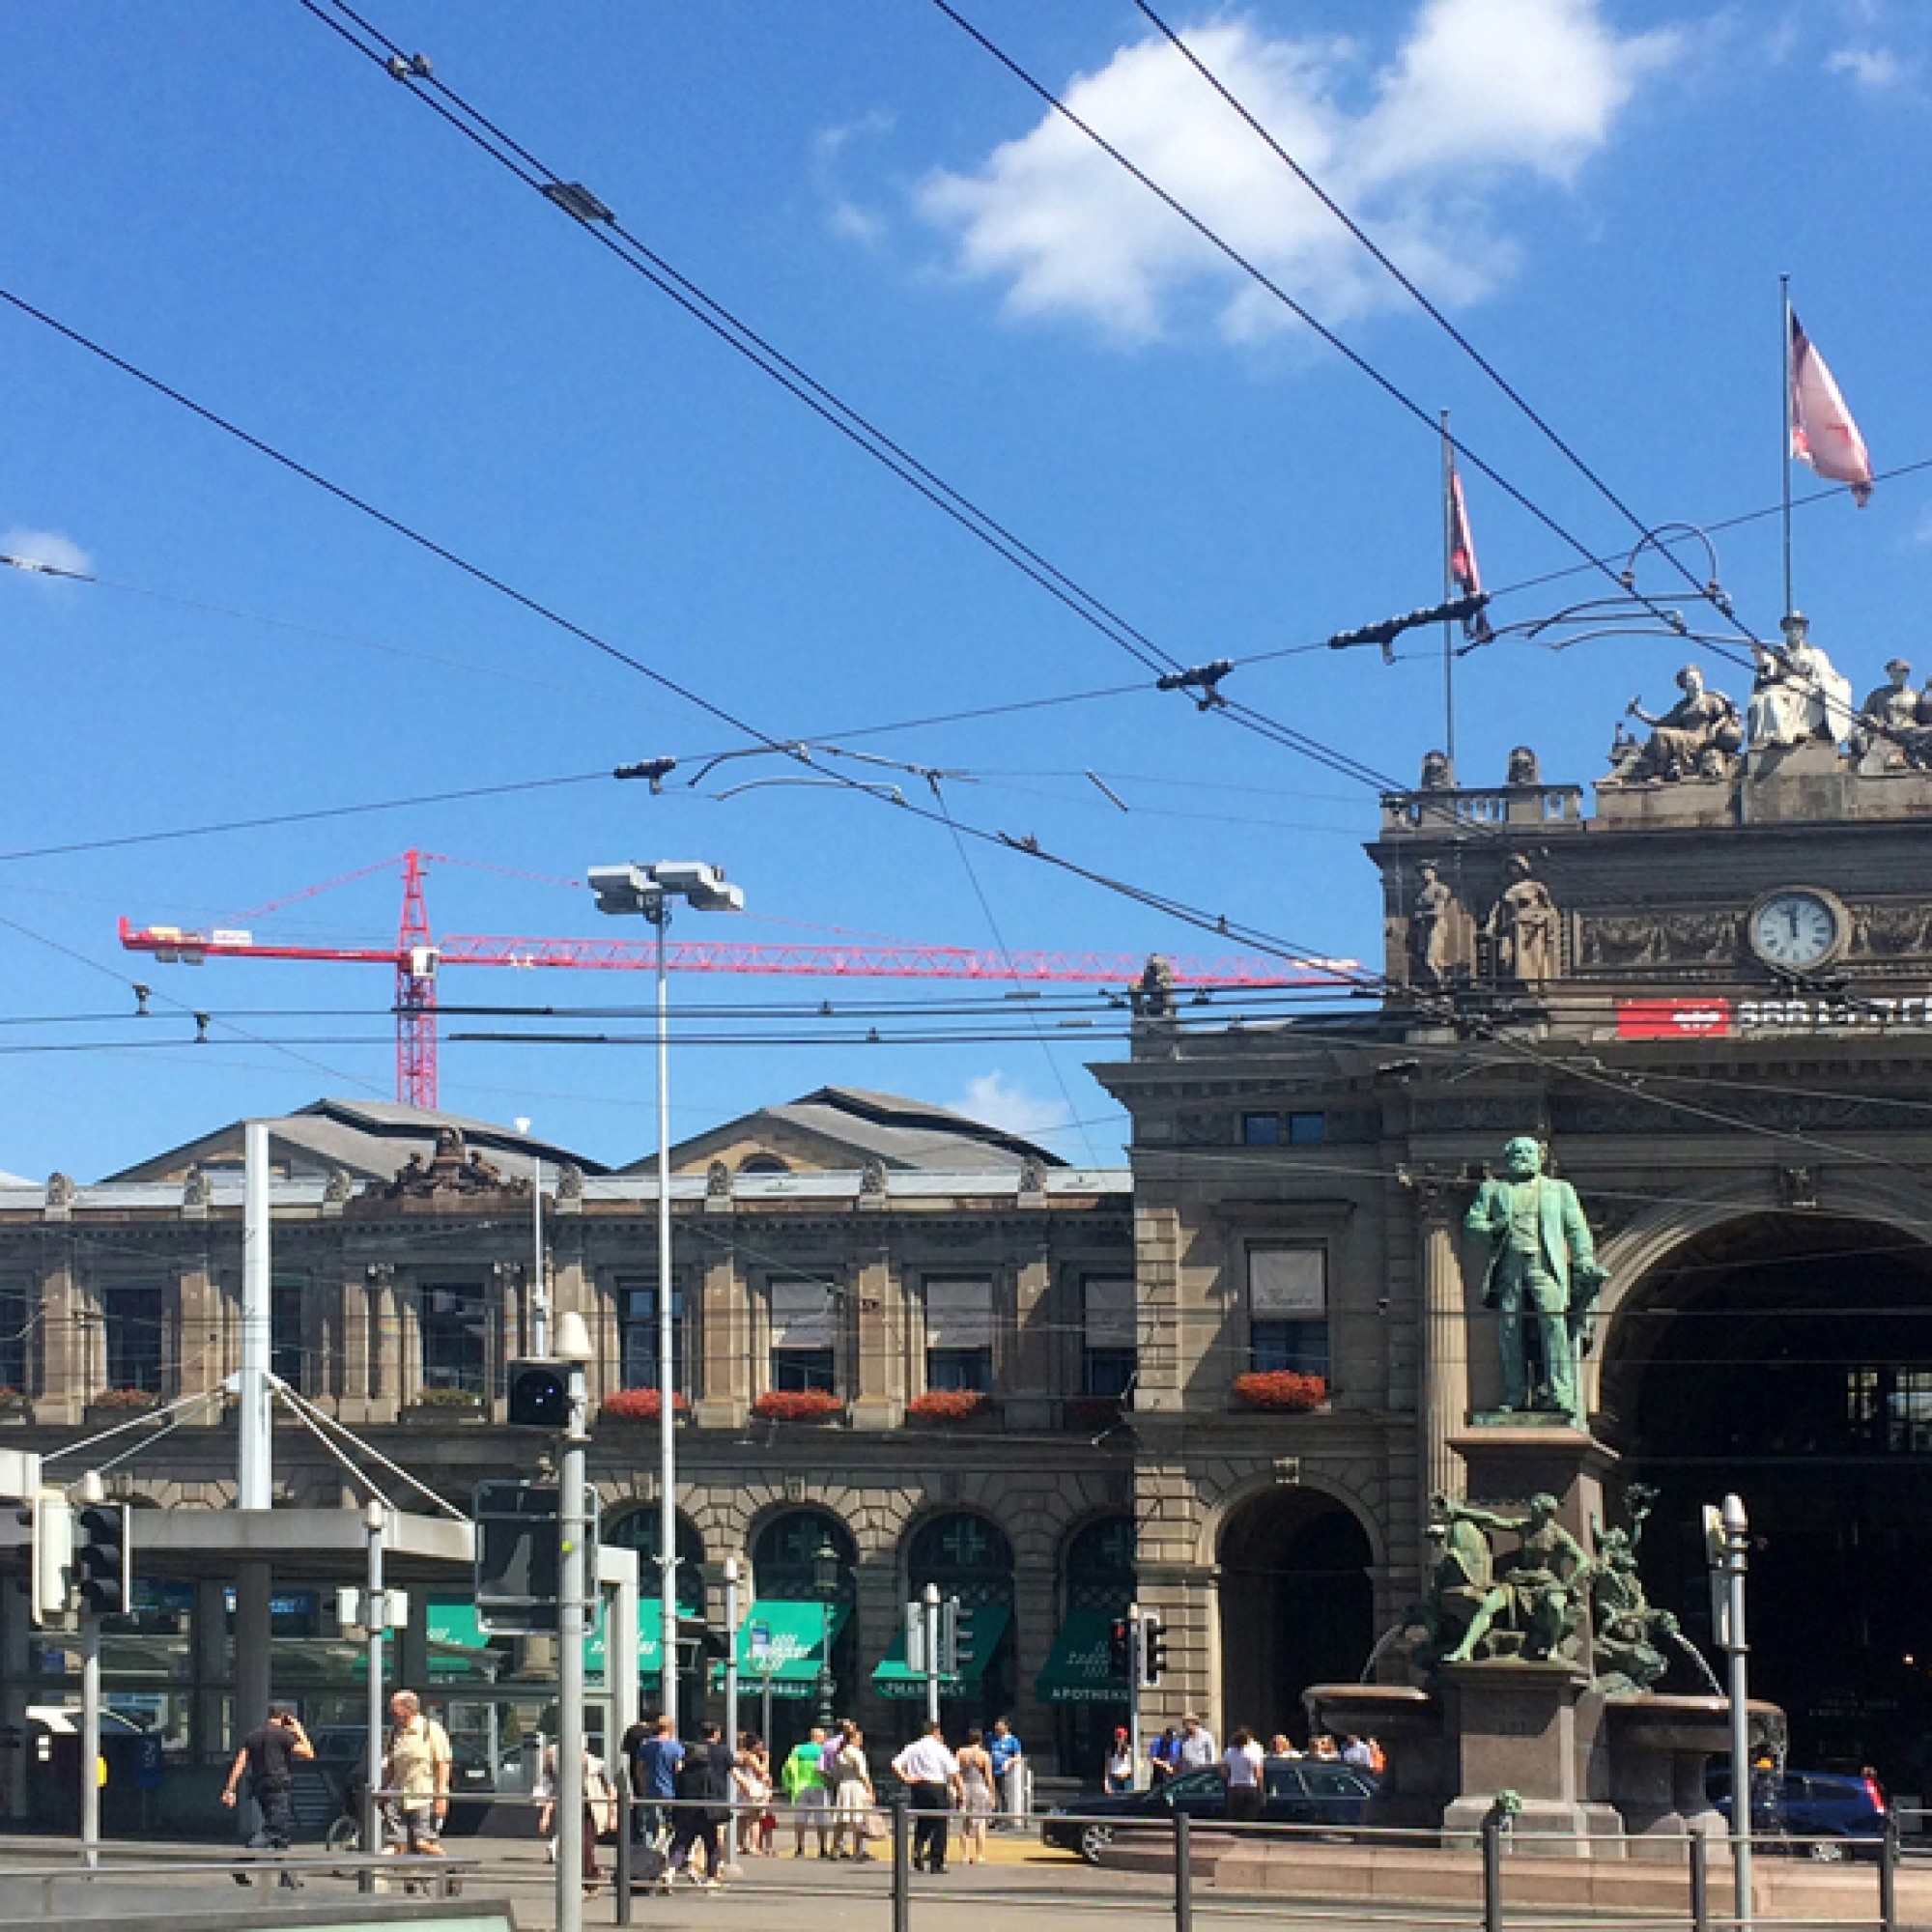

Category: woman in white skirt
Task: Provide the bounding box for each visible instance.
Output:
[955,1728,996,1865]
[829,1724,878,1861]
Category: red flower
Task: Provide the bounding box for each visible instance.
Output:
[600,1388,690,1423]
[1231,1371,1327,1412]
[752,1388,843,1423]
[906,1389,990,1423]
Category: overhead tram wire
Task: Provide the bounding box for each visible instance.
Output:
[292,0,1406,794]
[4,298,1913,1176]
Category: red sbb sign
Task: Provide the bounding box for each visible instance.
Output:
[1615,998,1734,1039]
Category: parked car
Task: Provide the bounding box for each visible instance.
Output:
[1707,1766,1888,1861]
[1042,1761,1377,1864]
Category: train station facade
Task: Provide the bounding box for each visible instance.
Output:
[5,679,1932,1797]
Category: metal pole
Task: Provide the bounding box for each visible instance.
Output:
[1174,1809,1192,1932]
[761,1669,772,1749]
[1439,408,1457,769]
[79,1613,99,1867]
[614,1765,634,1926]
[1127,1600,1143,1792]
[559,1365,589,1932]
[239,1121,272,1510]
[1689,1830,1709,1932]
[362,1500,384,1891]
[532,1154,549,1358]
[1880,1809,1900,1932]
[891,1799,911,1932]
[1723,1493,1753,1932]
[923,1583,942,1728]
[1481,1807,1503,1932]
[654,899,679,1735]
[1779,273,1794,619]
[724,1558,741,1757]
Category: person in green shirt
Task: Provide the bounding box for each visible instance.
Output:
[781,1725,830,1858]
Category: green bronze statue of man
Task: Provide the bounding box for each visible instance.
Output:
[1464,1136,1607,1422]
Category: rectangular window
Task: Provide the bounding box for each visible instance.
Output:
[616,1278,691,1396]
[1241,1113,1281,1146]
[101,1284,164,1394]
[1287,1112,1326,1145]
[270,1275,305,1393]
[0,1283,27,1395]
[419,1279,489,1394]
[769,1278,837,1393]
[924,1277,994,1392]
[1082,1276,1137,1398]
[1248,1246,1329,1378]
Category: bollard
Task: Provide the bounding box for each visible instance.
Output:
[359,1784,380,1895]
[1481,1807,1503,1932]
[614,1768,633,1926]
[1689,1830,1710,1932]
[1175,1810,1193,1932]
[1881,1811,1900,1932]
[892,1799,911,1932]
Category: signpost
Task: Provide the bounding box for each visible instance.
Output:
[750,1620,774,1743]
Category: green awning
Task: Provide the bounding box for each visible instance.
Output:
[871,1605,1011,1699]
[1036,1607,1129,1705]
[709,1601,849,1700]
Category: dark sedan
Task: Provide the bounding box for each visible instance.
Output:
[1043,1761,1378,1863]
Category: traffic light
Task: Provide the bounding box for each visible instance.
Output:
[506,1358,571,1428]
[1108,1617,1132,1679]
[1138,1610,1167,1690]
[74,1501,130,1617]
[946,1599,977,1677]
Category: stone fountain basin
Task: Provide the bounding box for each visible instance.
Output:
[1303,1683,1440,1741]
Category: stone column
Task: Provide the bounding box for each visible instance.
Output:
[233,1561,273,1746]
[1004,1238,1055,1431]
[36,1241,83,1424]
[1418,1181,1470,1518]
[850,1241,899,1433]
[696,1241,748,1428]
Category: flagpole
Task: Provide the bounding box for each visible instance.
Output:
[1439,409,1457,769]
[1779,271,1794,620]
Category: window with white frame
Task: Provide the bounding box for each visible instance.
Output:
[924,1277,994,1392]
[768,1277,838,1392]
[1247,1245,1329,1378]
[1082,1276,1137,1398]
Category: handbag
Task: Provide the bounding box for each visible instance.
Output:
[861,1807,890,1842]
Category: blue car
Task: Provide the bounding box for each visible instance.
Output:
[1707,1766,1888,1861]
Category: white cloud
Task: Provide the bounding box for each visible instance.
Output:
[1826,43,1914,89]
[919,0,1681,345]
[814,109,898,246]
[950,1070,1071,1143]
[1907,502,1932,548]
[1,526,92,578]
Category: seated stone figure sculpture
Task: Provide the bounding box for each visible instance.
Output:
[1407,1493,1587,1673]
[1622,665,1743,781]
[1589,1524,1679,1692]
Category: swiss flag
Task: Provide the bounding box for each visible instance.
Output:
[1790,311,1874,505]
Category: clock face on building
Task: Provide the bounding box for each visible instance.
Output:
[1747,890,1844,970]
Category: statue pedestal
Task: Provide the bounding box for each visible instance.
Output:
[1439,1662,1623,1855]
[1451,1419,1619,1545]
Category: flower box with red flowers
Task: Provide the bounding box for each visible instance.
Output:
[87,1387,161,1414]
[752,1387,844,1424]
[599,1388,691,1425]
[905,1389,991,1425]
[1231,1370,1328,1413]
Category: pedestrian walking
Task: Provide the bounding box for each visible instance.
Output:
[892,1720,962,1874]
[829,1724,878,1861]
[1177,1712,1218,1771]
[220,1701,313,1887]
[731,1733,773,1859]
[537,1741,616,1898]
[1220,1727,1264,1824]
[955,1728,996,1863]
[668,1721,732,1888]
[781,1724,830,1857]
[633,1714,683,1845]
[1104,1726,1135,1794]
[1148,1725,1181,1787]
[382,1690,452,1862]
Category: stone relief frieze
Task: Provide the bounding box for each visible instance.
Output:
[1576,910,1742,969]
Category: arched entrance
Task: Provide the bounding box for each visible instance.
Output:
[750,1509,858,1757]
[1217,1488,1374,1744]
[1603,1211,1932,1785]
[1053,1514,1136,1778]
[906,1511,1015,1733]
[607,1508,707,1722]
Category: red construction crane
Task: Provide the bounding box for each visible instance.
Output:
[119,850,1351,1108]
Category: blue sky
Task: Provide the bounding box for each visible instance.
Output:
[3,0,1928,1178]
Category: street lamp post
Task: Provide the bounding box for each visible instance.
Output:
[589,861,745,1733]
[724,1556,742,1757]
[811,1535,840,1729]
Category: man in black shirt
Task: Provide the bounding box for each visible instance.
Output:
[669,1721,731,1887]
[221,1702,315,1884]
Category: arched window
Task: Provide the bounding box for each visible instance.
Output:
[908,1511,1014,1608]
[606,1508,707,1616]
[752,1509,857,1603]
[1063,1514,1136,1615]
